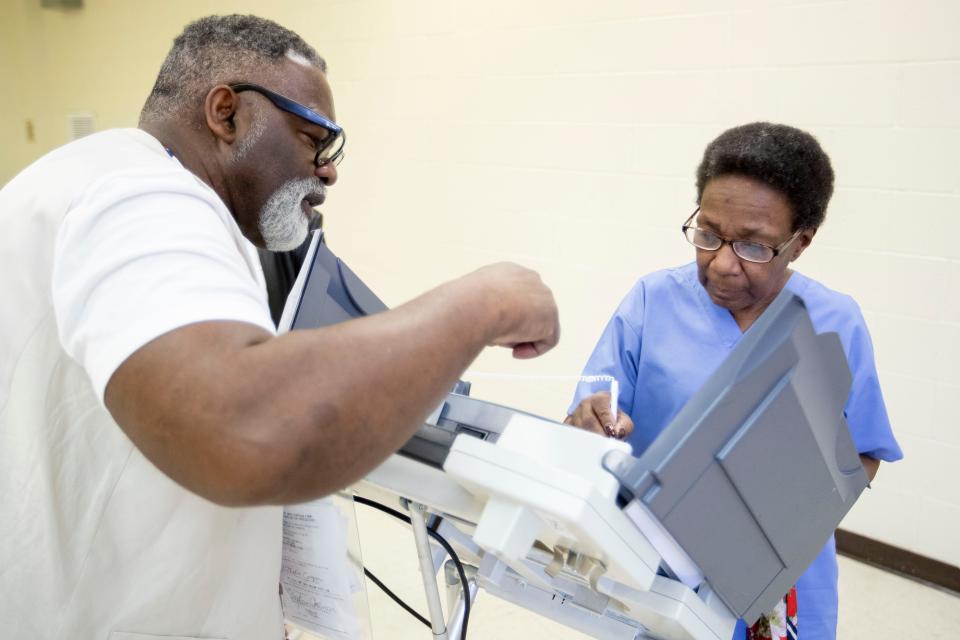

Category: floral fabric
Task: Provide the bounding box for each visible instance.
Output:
[748,586,798,640]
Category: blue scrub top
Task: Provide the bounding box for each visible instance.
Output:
[570,263,903,640]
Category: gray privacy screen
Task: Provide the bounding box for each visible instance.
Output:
[605,290,868,623]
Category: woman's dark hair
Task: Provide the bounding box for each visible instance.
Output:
[696,122,834,230]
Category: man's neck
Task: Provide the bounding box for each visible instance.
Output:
[139,121,228,205]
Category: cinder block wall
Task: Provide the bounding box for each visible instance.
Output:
[2,0,956,567]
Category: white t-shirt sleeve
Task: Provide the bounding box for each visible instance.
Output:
[52,168,276,403]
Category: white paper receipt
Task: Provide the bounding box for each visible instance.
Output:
[281,499,363,639]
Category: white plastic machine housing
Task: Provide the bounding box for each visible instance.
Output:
[359,401,739,640]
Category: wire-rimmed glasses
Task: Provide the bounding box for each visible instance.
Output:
[681,208,801,264]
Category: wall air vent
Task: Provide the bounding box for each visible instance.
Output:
[41,0,83,7]
[67,112,96,141]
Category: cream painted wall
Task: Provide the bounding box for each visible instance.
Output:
[2,0,957,569]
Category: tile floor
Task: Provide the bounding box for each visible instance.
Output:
[289,504,960,639]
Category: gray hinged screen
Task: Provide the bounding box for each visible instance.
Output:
[608,290,868,623]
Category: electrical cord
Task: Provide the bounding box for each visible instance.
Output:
[362,566,431,628]
[354,495,471,640]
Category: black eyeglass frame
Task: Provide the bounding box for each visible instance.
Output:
[229,82,345,168]
[681,208,802,264]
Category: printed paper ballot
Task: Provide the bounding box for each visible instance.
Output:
[281,498,369,640]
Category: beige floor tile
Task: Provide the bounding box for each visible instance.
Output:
[837,555,960,640]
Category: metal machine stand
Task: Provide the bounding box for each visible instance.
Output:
[444,561,478,640]
[407,500,479,640]
[408,501,449,639]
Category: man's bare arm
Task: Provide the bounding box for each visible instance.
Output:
[105,262,558,506]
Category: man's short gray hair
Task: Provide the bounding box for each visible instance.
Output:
[140,15,325,124]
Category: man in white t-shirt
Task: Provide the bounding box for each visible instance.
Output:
[0,15,559,640]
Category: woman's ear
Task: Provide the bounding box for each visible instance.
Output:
[791,227,817,262]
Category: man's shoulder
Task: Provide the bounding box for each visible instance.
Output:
[17,128,166,173]
[5,128,201,197]
[2,128,221,227]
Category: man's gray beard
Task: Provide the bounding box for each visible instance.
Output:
[258,176,325,251]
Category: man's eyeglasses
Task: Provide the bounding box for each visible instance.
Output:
[229,82,345,168]
[681,208,801,264]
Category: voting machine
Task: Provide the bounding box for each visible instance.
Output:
[280,231,869,640]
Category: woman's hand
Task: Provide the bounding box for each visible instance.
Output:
[563,392,634,440]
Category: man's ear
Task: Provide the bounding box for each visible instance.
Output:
[790,227,817,262]
[204,85,239,144]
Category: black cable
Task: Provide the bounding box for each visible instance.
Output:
[432,530,471,640]
[354,496,471,640]
[362,566,430,628]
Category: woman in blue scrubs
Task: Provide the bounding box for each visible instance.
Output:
[566,122,902,640]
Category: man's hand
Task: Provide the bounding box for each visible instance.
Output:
[462,262,560,358]
[564,391,634,440]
